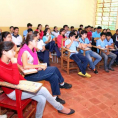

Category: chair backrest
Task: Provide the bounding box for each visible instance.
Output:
[55,37,57,44]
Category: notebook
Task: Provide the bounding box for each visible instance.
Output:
[0,80,43,93]
[22,63,47,75]
[23,69,38,75]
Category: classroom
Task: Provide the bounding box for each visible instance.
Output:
[0,0,118,118]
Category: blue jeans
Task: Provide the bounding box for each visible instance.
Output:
[85,50,102,70]
[70,53,89,74]
[45,41,61,57]
[37,50,50,66]
[25,67,64,96]
[112,50,118,61]
[101,52,117,70]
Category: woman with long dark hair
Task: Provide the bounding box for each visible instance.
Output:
[0,41,75,118]
[57,28,67,48]
[36,24,44,39]
[17,34,72,104]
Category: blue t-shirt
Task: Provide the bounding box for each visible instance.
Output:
[79,38,90,53]
[65,39,79,56]
[43,35,55,44]
[96,39,108,53]
[23,30,28,37]
[92,31,101,38]
[105,38,113,46]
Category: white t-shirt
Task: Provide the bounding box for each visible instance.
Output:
[51,31,59,37]
[21,51,34,64]
[37,40,45,51]
[12,35,22,46]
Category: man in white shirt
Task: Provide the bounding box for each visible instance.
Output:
[63,25,70,38]
[34,31,50,66]
[12,27,22,47]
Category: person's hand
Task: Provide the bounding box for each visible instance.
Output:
[97,46,101,48]
[38,67,42,71]
[74,39,79,41]
[87,43,92,47]
[11,58,17,64]
[71,38,74,42]
[37,48,40,52]
[40,65,47,70]
[106,51,110,55]
[41,46,45,52]
[82,44,87,48]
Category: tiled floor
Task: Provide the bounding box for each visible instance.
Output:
[43,63,118,118]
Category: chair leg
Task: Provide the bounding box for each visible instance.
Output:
[61,58,63,69]
[67,60,69,74]
[0,107,1,115]
[17,109,23,118]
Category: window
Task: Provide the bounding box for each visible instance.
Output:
[95,0,118,30]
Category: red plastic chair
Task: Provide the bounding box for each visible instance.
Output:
[0,89,37,118]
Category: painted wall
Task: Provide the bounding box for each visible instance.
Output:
[0,0,97,35]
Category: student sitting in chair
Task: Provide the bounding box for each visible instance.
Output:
[96,32,117,72]
[92,26,102,38]
[44,24,49,31]
[51,26,59,38]
[34,31,50,66]
[105,32,118,65]
[57,28,67,48]
[9,26,14,35]
[112,29,118,43]
[63,25,70,38]
[12,27,22,47]
[17,34,72,104]
[0,41,75,118]
[35,24,44,39]
[79,30,102,74]
[73,30,79,40]
[65,32,91,78]
[23,23,32,38]
[43,28,61,58]
[87,26,92,41]
[25,28,33,40]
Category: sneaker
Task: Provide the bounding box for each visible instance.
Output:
[60,83,72,89]
[108,67,114,71]
[85,73,91,78]
[56,96,65,104]
[105,69,109,72]
[94,70,98,74]
[78,72,85,77]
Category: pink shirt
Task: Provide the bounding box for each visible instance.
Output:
[57,35,67,48]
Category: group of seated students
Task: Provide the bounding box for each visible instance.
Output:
[0,23,118,117]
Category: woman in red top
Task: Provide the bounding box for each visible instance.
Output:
[35,24,44,39]
[0,41,75,118]
[57,28,67,48]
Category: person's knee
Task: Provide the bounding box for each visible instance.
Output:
[84,57,89,63]
[51,66,58,71]
[113,54,117,59]
[38,95,46,105]
[41,86,48,92]
[102,54,108,60]
[88,57,93,63]
[98,56,102,61]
